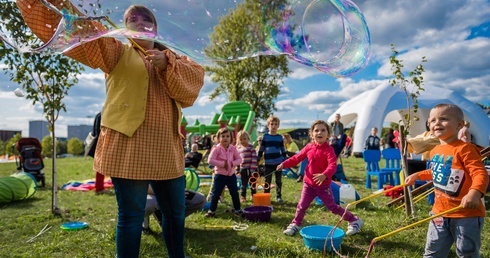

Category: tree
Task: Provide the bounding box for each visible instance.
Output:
[41,136,53,158]
[389,44,427,217]
[67,138,84,156]
[0,0,85,214]
[5,133,22,156]
[58,140,67,155]
[204,0,292,120]
[0,139,5,156]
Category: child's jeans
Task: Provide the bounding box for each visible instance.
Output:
[424,215,483,258]
[209,174,241,212]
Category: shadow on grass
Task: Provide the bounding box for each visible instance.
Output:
[185,227,258,257]
[0,195,44,209]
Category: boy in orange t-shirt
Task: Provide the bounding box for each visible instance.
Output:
[405,103,488,257]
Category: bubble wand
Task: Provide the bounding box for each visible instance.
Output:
[327,184,408,257]
[38,0,148,56]
[365,205,463,257]
[346,183,407,210]
[102,17,148,56]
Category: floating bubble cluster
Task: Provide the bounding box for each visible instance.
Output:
[2,0,370,77]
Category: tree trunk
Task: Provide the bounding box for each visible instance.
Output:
[399,125,416,217]
[51,123,60,215]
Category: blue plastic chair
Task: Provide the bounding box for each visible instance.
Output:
[363,150,394,189]
[381,148,402,185]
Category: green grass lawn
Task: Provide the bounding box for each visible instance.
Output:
[0,157,489,257]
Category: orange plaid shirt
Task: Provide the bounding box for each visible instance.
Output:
[17,0,205,180]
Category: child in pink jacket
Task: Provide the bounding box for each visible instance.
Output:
[277,120,363,236]
[205,128,243,217]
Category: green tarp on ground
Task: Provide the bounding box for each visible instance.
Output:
[0,172,36,204]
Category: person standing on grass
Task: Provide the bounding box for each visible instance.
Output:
[277,120,364,236]
[330,113,344,139]
[257,115,287,203]
[236,130,258,203]
[385,128,396,149]
[364,127,381,150]
[205,128,243,217]
[16,3,205,257]
[404,104,487,258]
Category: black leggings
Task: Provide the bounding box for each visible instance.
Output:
[239,168,256,198]
[263,165,282,199]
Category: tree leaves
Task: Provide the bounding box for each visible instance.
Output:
[204,0,291,120]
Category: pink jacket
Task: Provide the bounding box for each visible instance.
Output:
[208,144,242,176]
[282,142,337,187]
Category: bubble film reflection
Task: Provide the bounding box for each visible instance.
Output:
[4,0,370,77]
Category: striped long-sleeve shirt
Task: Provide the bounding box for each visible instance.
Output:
[258,133,286,166]
[237,144,258,171]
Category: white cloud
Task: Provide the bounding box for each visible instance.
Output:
[1,0,489,135]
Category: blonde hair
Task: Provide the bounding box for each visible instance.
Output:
[282,133,292,143]
[309,120,331,138]
[216,127,233,142]
[433,103,464,122]
[236,130,250,143]
[266,115,280,126]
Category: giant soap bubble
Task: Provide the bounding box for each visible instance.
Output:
[1,0,370,77]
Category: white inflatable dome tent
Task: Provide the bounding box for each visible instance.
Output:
[328,82,490,157]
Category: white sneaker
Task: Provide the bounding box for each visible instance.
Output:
[283,223,300,236]
[346,218,363,235]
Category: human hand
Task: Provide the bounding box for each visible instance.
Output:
[224,161,229,170]
[461,189,482,209]
[146,49,168,71]
[276,164,283,171]
[312,173,326,185]
[404,174,419,186]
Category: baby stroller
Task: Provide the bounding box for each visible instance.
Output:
[13,138,46,187]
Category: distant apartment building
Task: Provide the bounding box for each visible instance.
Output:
[67,124,92,142]
[29,120,50,142]
[0,130,22,142]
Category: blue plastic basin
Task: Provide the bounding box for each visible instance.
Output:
[299,225,345,252]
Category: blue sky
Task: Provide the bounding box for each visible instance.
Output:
[1,0,489,137]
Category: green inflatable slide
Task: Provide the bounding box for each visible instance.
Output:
[0,172,37,204]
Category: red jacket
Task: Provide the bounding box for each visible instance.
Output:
[282,142,337,187]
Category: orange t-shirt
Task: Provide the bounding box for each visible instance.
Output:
[417,140,488,218]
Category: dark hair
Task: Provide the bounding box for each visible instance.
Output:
[216,128,233,142]
[124,5,157,28]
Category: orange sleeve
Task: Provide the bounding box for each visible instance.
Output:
[162,50,205,108]
[16,0,121,73]
[462,144,488,195]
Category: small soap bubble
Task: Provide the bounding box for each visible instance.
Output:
[14,88,25,97]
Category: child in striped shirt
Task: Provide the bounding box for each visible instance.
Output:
[236,130,258,202]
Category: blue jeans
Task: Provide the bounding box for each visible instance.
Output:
[209,174,240,212]
[112,176,186,258]
[424,215,483,258]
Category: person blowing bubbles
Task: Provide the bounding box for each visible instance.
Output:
[404,104,488,258]
[277,120,363,236]
[16,2,205,258]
